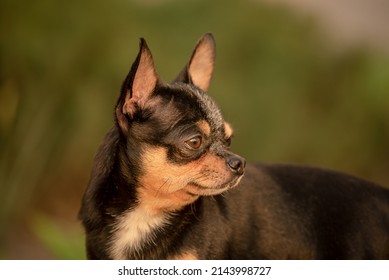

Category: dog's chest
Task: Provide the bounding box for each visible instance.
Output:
[109,206,169,259]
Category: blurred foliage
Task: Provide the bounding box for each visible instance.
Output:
[30,213,84,259]
[0,0,388,259]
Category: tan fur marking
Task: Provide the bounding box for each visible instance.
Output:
[196,120,211,138]
[137,186,198,214]
[224,122,233,138]
[171,250,199,260]
[139,145,238,212]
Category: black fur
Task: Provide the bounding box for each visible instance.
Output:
[79,33,389,260]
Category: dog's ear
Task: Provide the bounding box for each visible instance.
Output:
[116,38,159,133]
[174,33,215,92]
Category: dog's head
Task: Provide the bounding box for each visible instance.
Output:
[115,33,246,211]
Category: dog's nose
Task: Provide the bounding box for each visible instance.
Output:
[227,155,246,175]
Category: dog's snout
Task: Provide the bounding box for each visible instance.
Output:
[227,155,246,175]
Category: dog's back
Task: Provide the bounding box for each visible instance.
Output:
[189,163,389,259]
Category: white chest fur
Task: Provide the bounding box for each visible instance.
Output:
[109,205,169,259]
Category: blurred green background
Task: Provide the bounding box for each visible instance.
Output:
[1,0,388,259]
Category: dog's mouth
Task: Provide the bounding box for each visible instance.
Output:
[187,174,243,196]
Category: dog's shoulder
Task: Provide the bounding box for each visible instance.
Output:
[78,126,121,226]
[91,126,121,179]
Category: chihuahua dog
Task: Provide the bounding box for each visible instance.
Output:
[79,33,389,260]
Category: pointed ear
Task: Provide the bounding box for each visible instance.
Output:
[116,38,159,132]
[174,33,215,92]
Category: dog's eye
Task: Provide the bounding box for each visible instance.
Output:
[185,136,203,150]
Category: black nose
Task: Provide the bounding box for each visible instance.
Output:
[227,155,246,175]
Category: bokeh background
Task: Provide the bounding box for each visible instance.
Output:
[1,0,389,259]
